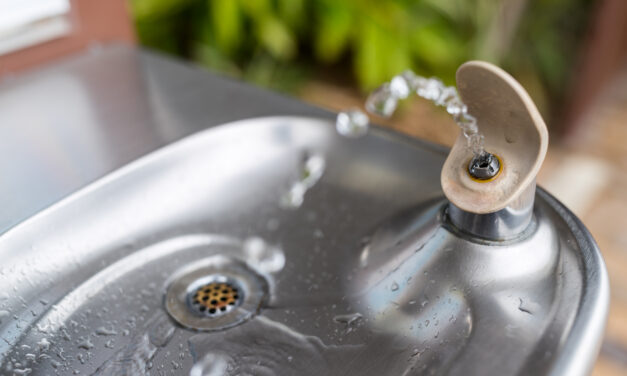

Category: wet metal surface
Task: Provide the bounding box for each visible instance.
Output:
[0,116,607,375]
[0,47,608,375]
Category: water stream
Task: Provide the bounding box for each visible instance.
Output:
[337,70,485,156]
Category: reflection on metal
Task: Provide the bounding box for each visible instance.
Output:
[447,182,536,241]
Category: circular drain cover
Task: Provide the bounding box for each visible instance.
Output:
[189,278,242,316]
[165,255,269,331]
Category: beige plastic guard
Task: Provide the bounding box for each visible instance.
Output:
[441,61,549,214]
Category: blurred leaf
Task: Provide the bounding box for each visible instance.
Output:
[209,0,242,55]
[131,0,195,19]
[411,23,465,79]
[277,0,307,31]
[236,0,272,18]
[314,4,352,63]
[243,53,308,92]
[354,21,386,90]
[254,15,297,61]
[135,19,181,54]
[532,34,567,93]
[192,42,242,76]
[421,0,468,21]
[383,36,413,79]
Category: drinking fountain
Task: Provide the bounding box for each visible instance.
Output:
[0,47,608,376]
[351,61,608,375]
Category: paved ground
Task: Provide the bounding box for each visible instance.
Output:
[299,75,627,375]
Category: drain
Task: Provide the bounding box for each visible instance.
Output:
[165,255,268,331]
[188,277,242,316]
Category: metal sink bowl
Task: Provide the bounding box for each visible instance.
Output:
[0,116,608,375]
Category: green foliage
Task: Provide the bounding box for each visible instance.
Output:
[130,0,592,112]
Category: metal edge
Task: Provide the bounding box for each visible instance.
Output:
[537,188,610,376]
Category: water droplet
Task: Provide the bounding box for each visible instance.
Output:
[13,368,32,375]
[336,109,369,138]
[365,84,397,117]
[77,337,94,350]
[95,327,117,336]
[400,70,423,90]
[281,153,326,209]
[416,78,443,101]
[359,243,370,268]
[38,354,51,361]
[57,347,67,361]
[281,183,305,208]
[60,328,71,341]
[446,98,467,116]
[389,75,411,99]
[243,237,286,273]
[190,353,230,376]
[302,154,325,184]
[434,86,458,107]
[390,282,399,291]
[333,312,363,327]
[37,337,51,351]
[518,298,539,315]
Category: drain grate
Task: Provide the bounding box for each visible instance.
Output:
[189,278,242,316]
[165,255,268,331]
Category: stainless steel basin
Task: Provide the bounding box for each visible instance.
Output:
[0,115,608,375]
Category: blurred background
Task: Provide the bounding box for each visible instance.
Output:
[130,0,591,131]
[1,0,627,375]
